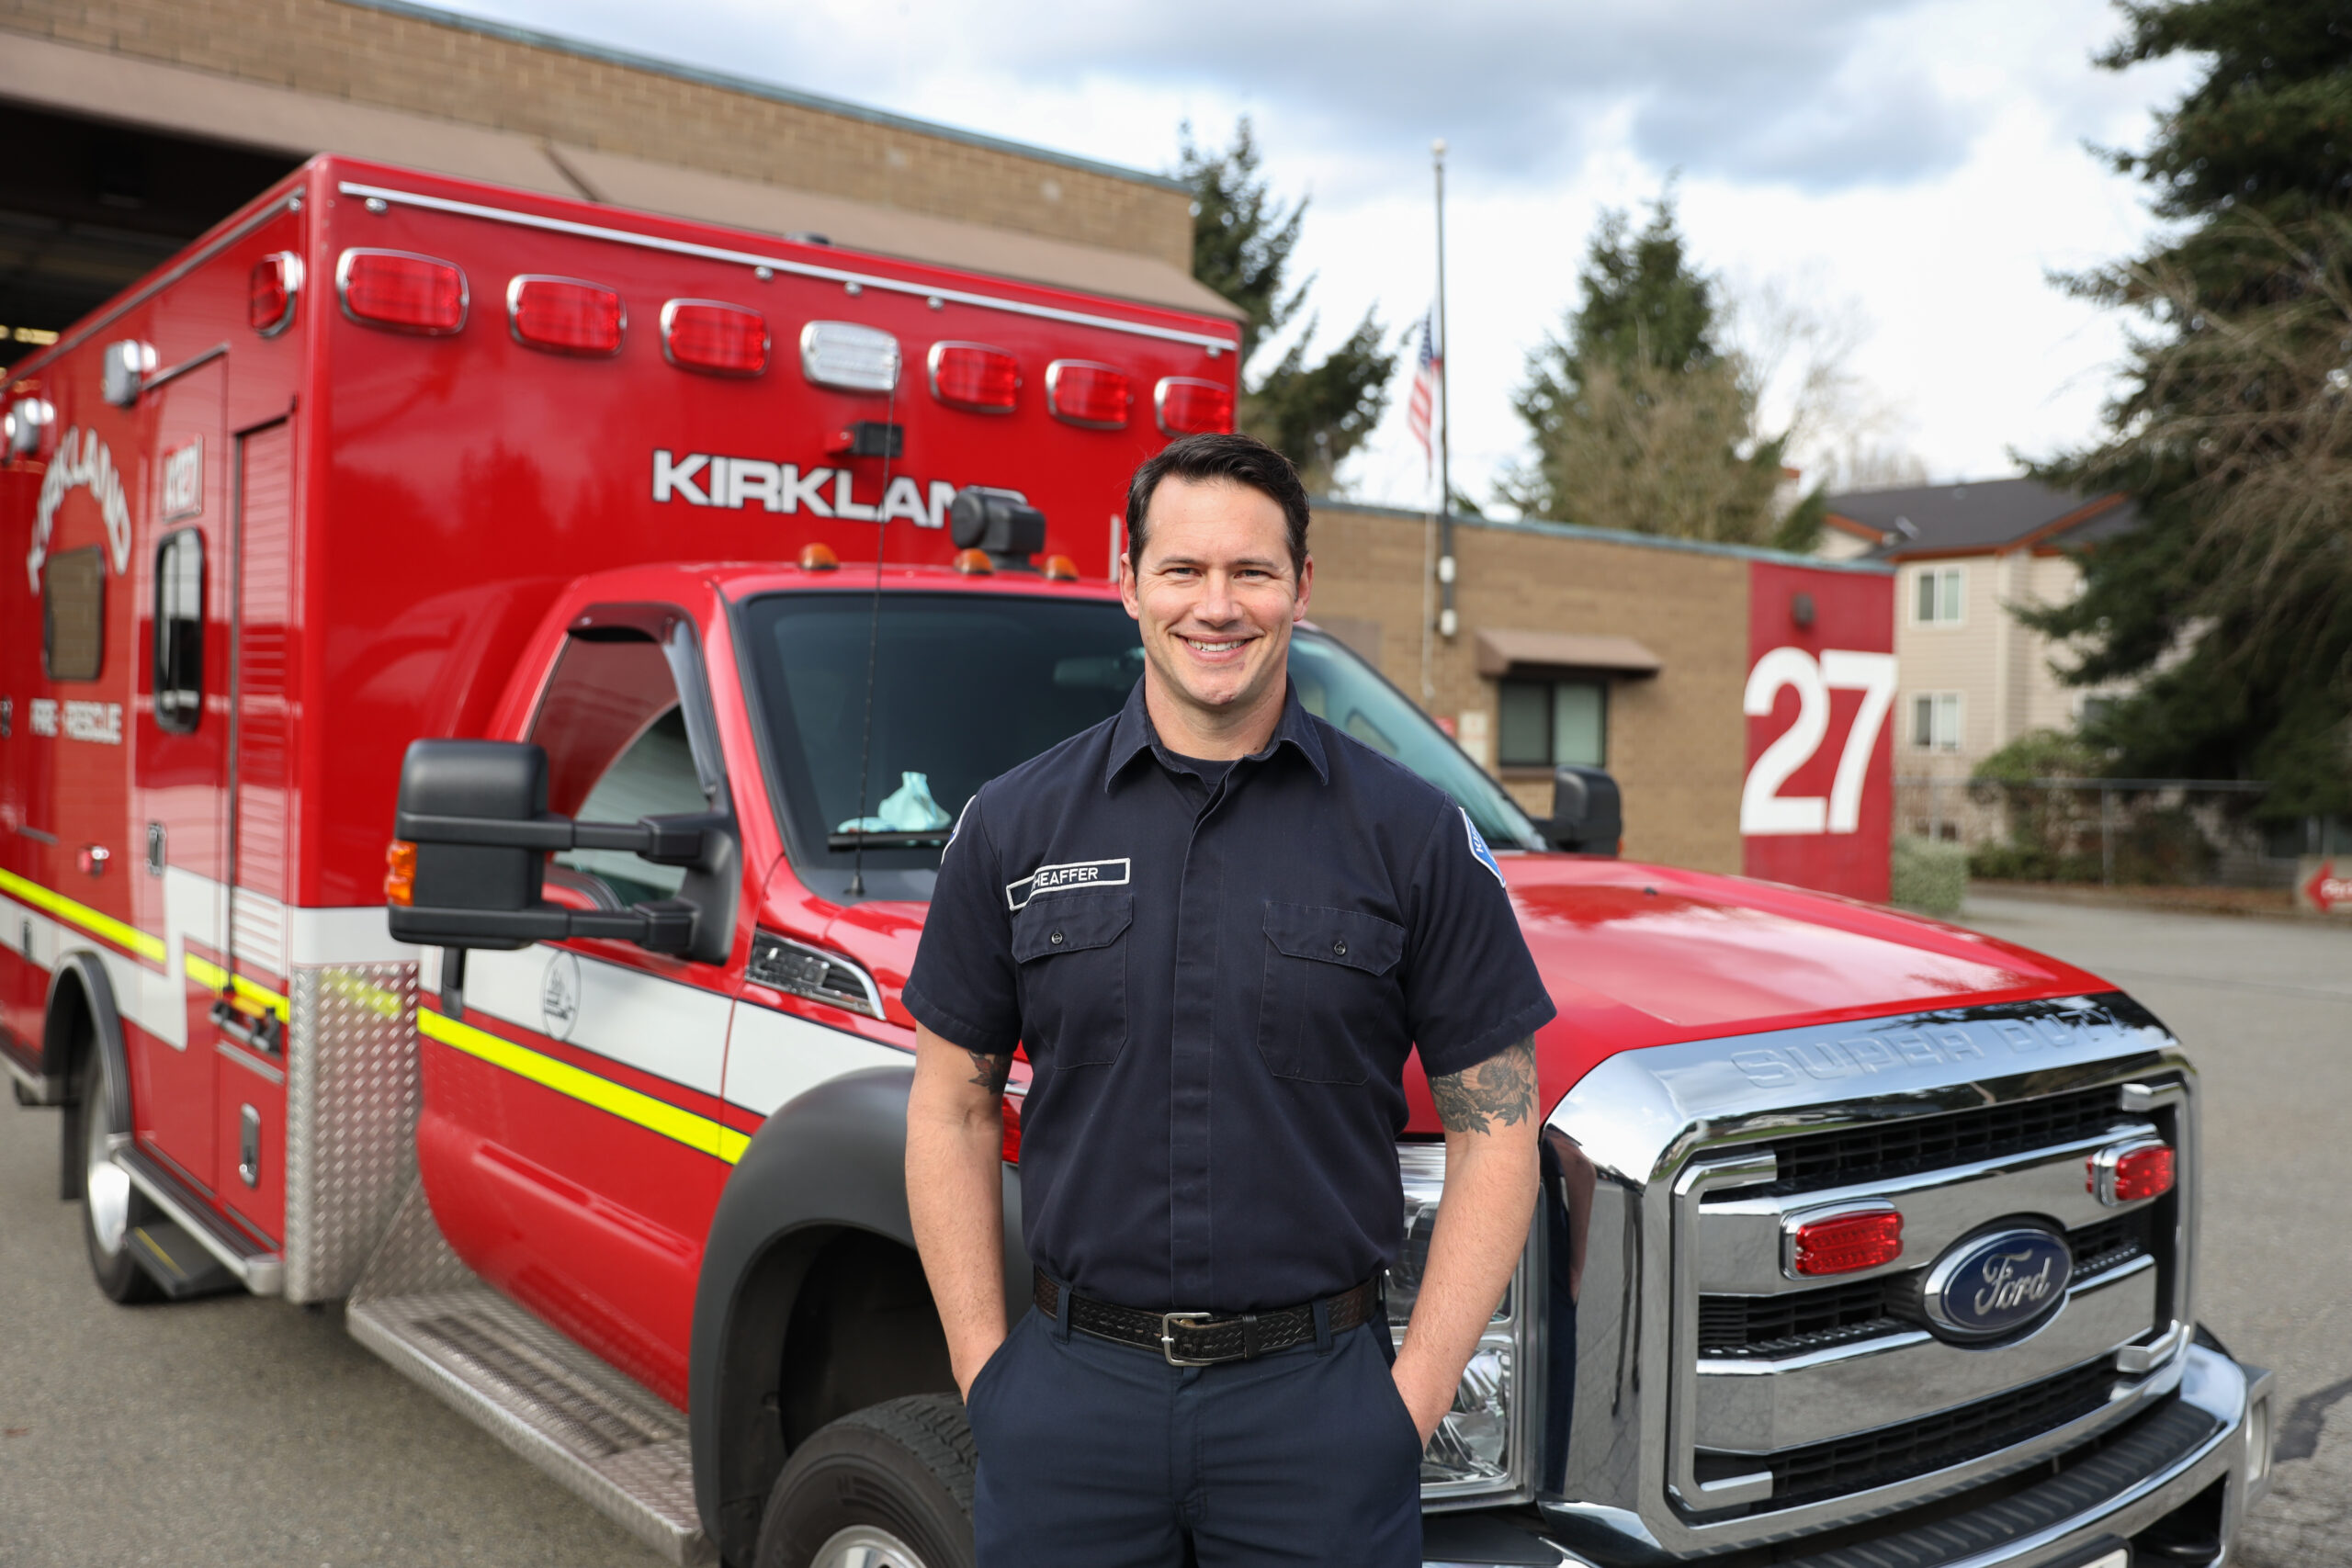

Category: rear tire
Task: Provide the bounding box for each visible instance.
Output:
[753,1394,977,1568]
[77,1054,161,1304]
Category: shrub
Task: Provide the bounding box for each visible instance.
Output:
[1894,835,1970,915]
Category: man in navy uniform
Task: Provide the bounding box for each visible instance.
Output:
[904,432,1554,1568]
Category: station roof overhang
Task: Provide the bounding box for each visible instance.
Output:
[0,33,1238,321]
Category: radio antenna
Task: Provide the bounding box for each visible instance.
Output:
[845,369,903,899]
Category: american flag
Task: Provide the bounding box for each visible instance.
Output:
[1406,310,1442,475]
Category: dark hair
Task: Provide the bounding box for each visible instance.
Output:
[1125,432,1310,579]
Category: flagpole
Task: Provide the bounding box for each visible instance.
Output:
[1433,139,1455,641]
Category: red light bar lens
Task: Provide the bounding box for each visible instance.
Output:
[1156,376,1235,436]
[2091,1141,2175,1204]
[929,342,1019,412]
[337,249,466,335]
[507,276,624,356]
[1791,1211,1904,1276]
[249,253,300,336]
[663,299,768,377]
[1046,360,1130,429]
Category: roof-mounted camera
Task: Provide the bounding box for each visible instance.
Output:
[948,486,1046,571]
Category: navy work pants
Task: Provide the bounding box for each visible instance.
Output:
[964,1304,1424,1568]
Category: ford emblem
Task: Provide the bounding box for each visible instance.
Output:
[1921,1224,2073,1340]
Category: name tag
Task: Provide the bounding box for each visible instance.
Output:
[1006,858,1130,910]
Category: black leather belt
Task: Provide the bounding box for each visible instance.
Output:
[1034,1269,1381,1366]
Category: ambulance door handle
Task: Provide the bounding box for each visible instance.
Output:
[211,998,283,1055]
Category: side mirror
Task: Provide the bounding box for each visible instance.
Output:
[386,739,718,956]
[1544,765,1623,856]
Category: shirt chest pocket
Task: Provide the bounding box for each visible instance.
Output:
[1012,891,1133,1069]
[1258,902,1408,1085]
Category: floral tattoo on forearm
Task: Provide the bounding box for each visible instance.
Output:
[1429,1037,1535,1134]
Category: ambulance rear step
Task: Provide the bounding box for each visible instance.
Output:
[347,1182,714,1565]
[114,1142,284,1295]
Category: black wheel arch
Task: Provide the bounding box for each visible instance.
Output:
[45,952,130,1201]
[688,1064,1027,1565]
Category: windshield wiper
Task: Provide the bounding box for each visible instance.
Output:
[826,829,952,851]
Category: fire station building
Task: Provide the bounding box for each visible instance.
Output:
[1,0,1894,890]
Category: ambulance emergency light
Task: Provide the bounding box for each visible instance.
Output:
[1156,377,1235,436]
[1045,360,1129,429]
[927,342,1020,412]
[662,299,769,377]
[337,249,468,335]
[507,276,625,357]
[801,321,900,392]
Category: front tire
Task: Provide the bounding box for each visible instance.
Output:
[77,1054,161,1304]
[753,1394,977,1568]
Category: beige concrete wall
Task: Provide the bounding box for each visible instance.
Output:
[0,0,1194,270]
[1306,503,1750,875]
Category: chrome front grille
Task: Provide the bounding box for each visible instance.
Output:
[1698,1208,2157,1358]
[1749,1083,2127,1197]
[1536,995,2199,1560]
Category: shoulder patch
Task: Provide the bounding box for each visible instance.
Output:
[1461,808,1506,889]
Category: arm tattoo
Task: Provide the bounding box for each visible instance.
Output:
[1430,1038,1536,1134]
[965,1049,1012,1094]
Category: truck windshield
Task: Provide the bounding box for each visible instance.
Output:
[735,591,1543,901]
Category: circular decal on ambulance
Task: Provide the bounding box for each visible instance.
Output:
[540,951,581,1042]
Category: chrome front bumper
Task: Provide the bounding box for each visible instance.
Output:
[1425,1345,2275,1568]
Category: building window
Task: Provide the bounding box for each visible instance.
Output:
[153,529,205,733]
[1498,678,1607,768]
[1910,692,1963,750]
[1914,565,1965,625]
[42,546,106,681]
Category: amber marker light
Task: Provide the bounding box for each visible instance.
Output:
[953,548,995,575]
[1042,554,1080,581]
[384,840,417,906]
[798,542,841,571]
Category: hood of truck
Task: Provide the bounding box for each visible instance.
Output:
[1486,853,2112,1091]
[819,853,2117,1125]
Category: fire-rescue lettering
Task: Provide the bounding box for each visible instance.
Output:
[651,449,956,527]
[28,427,133,591]
[25,698,123,744]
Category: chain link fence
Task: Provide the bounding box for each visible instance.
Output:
[1895,775,2299,888]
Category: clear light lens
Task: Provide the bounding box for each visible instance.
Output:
[1395,1144,1521,1494]
[801,320,900,392]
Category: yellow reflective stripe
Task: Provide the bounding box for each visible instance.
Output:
[0,867,166,964]
[418,1006,744,1165]
[182,954,291,1022]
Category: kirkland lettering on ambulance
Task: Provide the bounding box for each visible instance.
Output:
[652,450,957,527]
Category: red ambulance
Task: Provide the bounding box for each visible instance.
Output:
[0,156,2271,1568]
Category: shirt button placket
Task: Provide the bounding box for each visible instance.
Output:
[1168,813,1226,1306]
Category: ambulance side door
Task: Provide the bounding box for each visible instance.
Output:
[430,606,737,1404]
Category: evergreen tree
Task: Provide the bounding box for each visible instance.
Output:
[1178,121,1398,492]
[2024,0,2352,821]
[1502,197,1792,542]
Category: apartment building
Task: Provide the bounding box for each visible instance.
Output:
[1822,479,2137,840]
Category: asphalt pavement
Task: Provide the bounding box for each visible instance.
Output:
[1,893,2346,1566]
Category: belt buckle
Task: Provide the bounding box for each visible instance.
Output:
[1159,1311,1216,1366]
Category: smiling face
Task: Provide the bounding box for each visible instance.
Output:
[1119,475,1312,758]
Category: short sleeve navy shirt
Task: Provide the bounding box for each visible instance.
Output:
[902,678,1556,1313]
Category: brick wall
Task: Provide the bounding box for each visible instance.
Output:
[1306,503,1751,874]
[0,0,1194,269]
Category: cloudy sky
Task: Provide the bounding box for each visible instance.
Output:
[439,0,2199,513]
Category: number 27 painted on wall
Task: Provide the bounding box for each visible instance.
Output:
[1741,648,1897,837]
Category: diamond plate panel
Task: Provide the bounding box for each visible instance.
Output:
[350,1183,710,1563]
[283,962,421,1303]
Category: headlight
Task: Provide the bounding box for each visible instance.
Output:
[1394,1143,1534,1504]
